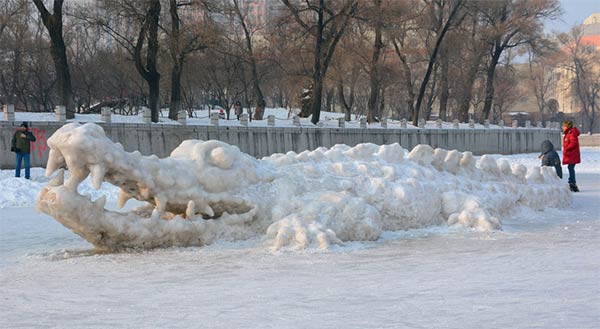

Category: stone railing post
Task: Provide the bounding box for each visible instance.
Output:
[435,119,442,128]
[3,104,15,121]
[210,112,219,126]
[360,118,367,128]
[240,113,249,126]
[418,118,425,128]
[381,118,387,129]
[545,120,551,128]
[525,120,531,128]
[178,110,187,125]
[101,107,111,123]
[55,105,66,122]
[143,108,152,124]
[452,119,459,129]
[267,115,275,126]
[293,115,300,127]
[468,119,475,128]
[338,117,345,128]
[498,120,504,128]
[400,118,407,128]
[484,119,489,128]
[512,120,518,128]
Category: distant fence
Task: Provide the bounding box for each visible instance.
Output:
[1,120,561,170]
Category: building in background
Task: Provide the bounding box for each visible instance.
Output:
[556,13,600,115]
[512,13,599,131]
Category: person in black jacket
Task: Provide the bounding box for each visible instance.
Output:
[11,122,37,179]
[538,140,562,179]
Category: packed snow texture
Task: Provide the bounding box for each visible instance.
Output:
[37,123,571,251]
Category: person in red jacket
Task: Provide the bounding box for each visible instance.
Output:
[562,120,581,192]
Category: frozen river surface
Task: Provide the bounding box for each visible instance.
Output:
[1,161,599,328]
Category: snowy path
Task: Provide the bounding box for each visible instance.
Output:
[0,173,598,328]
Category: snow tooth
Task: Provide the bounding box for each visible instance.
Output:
[186,201,195,219]
[140,187,150,199]
[201,204,214,218]
[45,149,64,177]
[117,189,132,209]
[95,195,107,210]
[48,169,65,186]
[65,166,88,191]
[154,194,167,213]
[89,164,106,190]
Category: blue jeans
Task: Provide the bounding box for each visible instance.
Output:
[567,164,576,184]
[15,152,31,179]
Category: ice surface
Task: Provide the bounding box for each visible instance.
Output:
[1,145,599,329]
[35,122,572,251]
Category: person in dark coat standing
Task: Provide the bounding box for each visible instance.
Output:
[539,140,562,179]
[11,122,37,179]
[562,120,581,192]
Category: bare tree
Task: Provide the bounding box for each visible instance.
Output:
[527,45,559,124]
[0,0,29,107]
[228,0,267,120]
[559,27,600,133]
[412,0,465,126]
[478,0,560,122]
[135,0,161,122]
[490,57,521,122]
[281,0,358,124]
[452,7,487,122]
[167,0,214,120]
[365,0,383,123]
[81,0,162,122]
[32,0,74,118]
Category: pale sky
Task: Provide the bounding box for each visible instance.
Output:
[545,0,600,33]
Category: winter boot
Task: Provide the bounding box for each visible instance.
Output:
[569,182,580,192]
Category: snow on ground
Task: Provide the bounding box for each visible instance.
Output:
[1,138,599,327]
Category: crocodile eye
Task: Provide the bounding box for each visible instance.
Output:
[210,146,235,169]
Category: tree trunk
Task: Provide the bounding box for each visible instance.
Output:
[481,44,502,122]
[425,68,438,120]
[392,40,415,119]
[133,0,161,123]
[307,1,325,124]
[311,72,324,124]
[234,0,265,120]
[168,0,181,120]
[338,80,354,121]
[325,87,334,112]
[169,59,183,120]
[282,0,355,124]
[379,87,386,117]
[438,53,449,120]
[32,0,74,119]
[413,0,463,126]
[367,0,383,123]
[457,58,481,122]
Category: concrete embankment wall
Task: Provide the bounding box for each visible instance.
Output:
[579,134,600,147]
[1,121,561,169]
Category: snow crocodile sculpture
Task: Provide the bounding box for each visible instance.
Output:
[37,122,570,251]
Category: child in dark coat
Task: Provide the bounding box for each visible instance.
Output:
[538,140,562,179]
